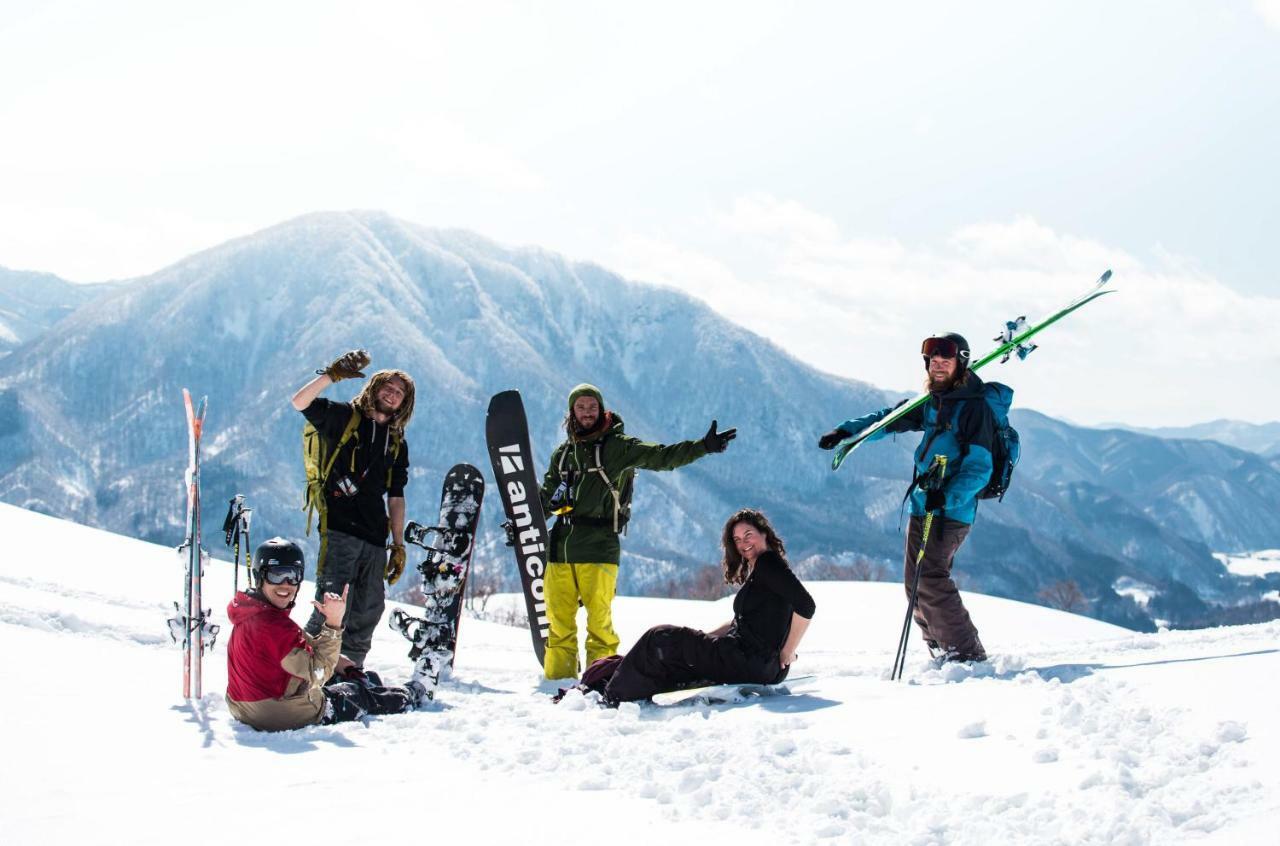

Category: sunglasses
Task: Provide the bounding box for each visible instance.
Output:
[262,564,304,586]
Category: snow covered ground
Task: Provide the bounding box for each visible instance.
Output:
[1215,550,1280,578]
[1,501,1277,845]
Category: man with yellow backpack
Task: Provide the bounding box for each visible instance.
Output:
[291,350,414,669]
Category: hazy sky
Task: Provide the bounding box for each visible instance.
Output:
[2,1,1278,426]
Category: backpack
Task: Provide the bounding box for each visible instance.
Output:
[974,382,1019,501]
[557,435,634,534]
[301,406,402,535]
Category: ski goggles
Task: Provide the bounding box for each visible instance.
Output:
[921,338,967,361]
[261,564,304,586]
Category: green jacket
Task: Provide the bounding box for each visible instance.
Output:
[540,412,708,564]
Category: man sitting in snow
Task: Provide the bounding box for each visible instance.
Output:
[225,537,426,731]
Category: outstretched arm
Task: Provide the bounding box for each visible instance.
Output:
[292,374,332,411]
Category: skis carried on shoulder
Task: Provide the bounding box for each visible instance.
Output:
[831,269,1115,471]
[389,463,484,700]
[167,389,219,699]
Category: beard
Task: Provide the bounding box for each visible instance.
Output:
[924,369,964,394]
[374,397,398,416]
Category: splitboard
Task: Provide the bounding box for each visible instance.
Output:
[484,390,550,666]
[651,675,815,707]
[388,463,484,699]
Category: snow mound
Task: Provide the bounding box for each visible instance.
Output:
[1,502,1277,845]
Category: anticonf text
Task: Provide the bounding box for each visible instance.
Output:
[496,444,550,639]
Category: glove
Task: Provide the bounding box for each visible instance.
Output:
[502,520,517,547]
[924,489,946,513]
[320,349,371,382]
[703,420,738,453]
[385,543,407,585]
[818,427,851,450]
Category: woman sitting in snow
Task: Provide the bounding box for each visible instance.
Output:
[226,537,426,731]
[600,508,816,703]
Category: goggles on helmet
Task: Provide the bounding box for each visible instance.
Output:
[921,337,968,362]
[261,564,304,586]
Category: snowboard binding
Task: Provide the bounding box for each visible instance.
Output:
[995,316,1038,363]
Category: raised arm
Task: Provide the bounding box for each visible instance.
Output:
[293,350,371,411]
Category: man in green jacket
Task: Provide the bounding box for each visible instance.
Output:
[538,383,736,680]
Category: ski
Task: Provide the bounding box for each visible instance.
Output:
[484,390,550,666]
[167,389,218,699]
[389,463,484,699]
[831,269,1115,470]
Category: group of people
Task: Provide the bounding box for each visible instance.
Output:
[227,331,993,730]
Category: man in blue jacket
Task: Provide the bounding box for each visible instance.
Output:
[820,332,994,662]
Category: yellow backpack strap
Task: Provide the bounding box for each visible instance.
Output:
[302,407,363,536]
[384,427,403,489]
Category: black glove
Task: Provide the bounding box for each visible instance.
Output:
[703,420,737,453]
[924,489,946,513]
[502,520,517,547]
[818,427,851,450]
[320,349,370,381]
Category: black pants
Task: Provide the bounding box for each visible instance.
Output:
[604,625,786,703]
[321,671,415,724]
[904,515,984,658]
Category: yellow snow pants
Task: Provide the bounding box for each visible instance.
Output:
[543,562,620,680]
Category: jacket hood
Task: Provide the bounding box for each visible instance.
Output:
[935,371,986,401]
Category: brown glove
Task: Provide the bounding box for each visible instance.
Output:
[385,543,407,585]
[320,349,371,382]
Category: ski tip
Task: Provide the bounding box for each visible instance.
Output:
[1100,268,1112,284]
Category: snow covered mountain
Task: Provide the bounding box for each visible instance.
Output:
[1108,418,1280,457]
[0,211,1275,631]
[2,502,1277,845]
[0,267,116,355]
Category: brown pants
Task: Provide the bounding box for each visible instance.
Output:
[904,515,984,658]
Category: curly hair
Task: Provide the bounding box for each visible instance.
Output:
[353,369,415,431]
[720,508,787,586]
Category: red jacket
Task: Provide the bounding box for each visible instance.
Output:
[226,591,312,701]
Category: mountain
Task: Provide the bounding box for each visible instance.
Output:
[1106,419,1280,457]
[0,211,1274,631]
[0,267,118,355]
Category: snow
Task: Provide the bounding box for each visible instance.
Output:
[1215,550,1280,577]
[1,501,1278,845]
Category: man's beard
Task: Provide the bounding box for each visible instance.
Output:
[375,397,398,416]
[925,370,963,393]
[573,415,603,436]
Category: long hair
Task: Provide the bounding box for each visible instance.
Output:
[353,369,416,431]
[719,508,787,586]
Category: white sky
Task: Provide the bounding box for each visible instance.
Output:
[2,1,1278,426]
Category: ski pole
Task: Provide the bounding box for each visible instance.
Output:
[891,455,947,681]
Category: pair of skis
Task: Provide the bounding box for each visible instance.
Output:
[831,269,1115,471]
[167,389,219,699]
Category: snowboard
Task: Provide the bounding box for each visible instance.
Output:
[389,463,484,699]
[650,676,812,707]
[831,269,1115,470]
[485,390,550,666]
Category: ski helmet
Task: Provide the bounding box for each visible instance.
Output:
[921,332,971,370]
[252,537,305,586]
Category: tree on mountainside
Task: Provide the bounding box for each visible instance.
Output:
[1038,580,1088,614]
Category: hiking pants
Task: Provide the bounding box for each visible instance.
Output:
[321,671,415,724]
[604,625,787,703]
[543,562,619,680]
[904,515,984,657]
[305,530,386,666]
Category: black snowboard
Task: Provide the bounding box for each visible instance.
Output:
[388,463,484,699]
[484,390,549,666]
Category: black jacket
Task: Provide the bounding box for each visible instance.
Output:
[303,398,410,546]
[730,550,816,655]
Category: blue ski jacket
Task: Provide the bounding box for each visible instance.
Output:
[838,373,996,525]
